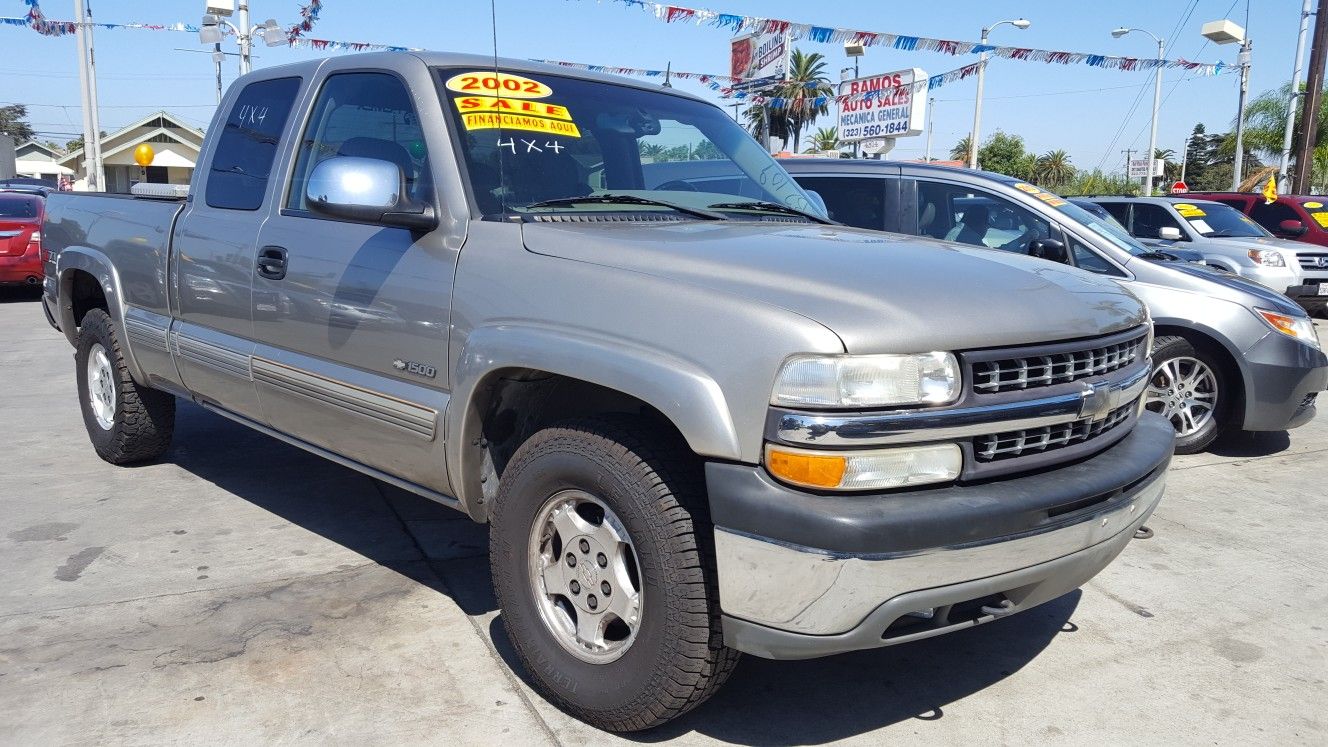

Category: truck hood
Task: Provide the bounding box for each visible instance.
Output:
[522,221,1145,353]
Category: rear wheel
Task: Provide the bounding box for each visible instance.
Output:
[489,417,738,732]
[1144,335,1229,454]
[75,309,175,463]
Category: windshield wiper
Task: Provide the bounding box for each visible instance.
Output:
[1137,250,1182,261]
[707,200,835,225]
[525,194,726,220]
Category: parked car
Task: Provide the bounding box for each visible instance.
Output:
[1187,191,1328,297]
[1069,198,1208,264]
[762,159,1326,453]
[1084,196,1320,309]
[0,191,45,288]
[42,53,1174,731]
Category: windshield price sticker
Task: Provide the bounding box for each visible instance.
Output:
[461,112,581,137]
[1012,182,1068,208]
[1174,203,1206,218]
[1312,212,1328,228]
[445,71,552,99]
[454,95,572,121]
[1305,201,1323,209]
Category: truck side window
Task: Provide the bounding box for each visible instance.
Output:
[1249,200,1299,233]
[916,181,1050,254]
[206,77,301,210]
[286,72,430,213]
[1099,201,1130,227]
[1130,203,1185,240]
[792,176,885,230]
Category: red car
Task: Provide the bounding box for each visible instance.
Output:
[1186,191,1328,247]
[0,191,44,288]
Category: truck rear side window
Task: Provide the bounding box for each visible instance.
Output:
[206,76,301,211]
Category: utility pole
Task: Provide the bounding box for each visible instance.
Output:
[237,0,252,75]
[1280,0,1313,181]
[1179,134,1190,184]
[73,0,104,192]
[1123,148,1136,184]
[1294,0,1328,193]
[924,96,935,162]
[1230,1,1254,191]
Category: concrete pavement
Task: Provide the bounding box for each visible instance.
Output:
[1,287,1325,745]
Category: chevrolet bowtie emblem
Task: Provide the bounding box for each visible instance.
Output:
[1080,382,1112,420]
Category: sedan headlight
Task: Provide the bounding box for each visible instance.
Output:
[771,352,960,408]
[1248,249,1286,267]
[1255,308,1321,349]
[765,443,962,491]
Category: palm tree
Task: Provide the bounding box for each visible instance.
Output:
[1035,149,1075,186]
[950,135,972,162]
[806,127,839,153]
[776,49,834,153]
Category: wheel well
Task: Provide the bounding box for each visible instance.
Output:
[67,269,107,329]
[462,369,693,519]
[1154,324,1246,427]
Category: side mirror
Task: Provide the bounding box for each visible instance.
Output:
[1279,219,1308,236]
[1028,238,1069,264]
[1158,226,1183,241]
[306,156,437,231]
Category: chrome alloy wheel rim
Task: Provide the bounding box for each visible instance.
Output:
[86,343,116,430]
[1145,356,1217,437]
[528,490,643,664]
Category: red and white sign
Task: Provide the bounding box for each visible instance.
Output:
[730,32,787,85]
[837,68,927,142]
[1170,181,1188,194]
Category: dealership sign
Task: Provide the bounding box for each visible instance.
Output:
[837,68,927,142]
[730,32,787,85]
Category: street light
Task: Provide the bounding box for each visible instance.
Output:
[1202,18,1251,191]
[969,18,1031,169]
[1112,27,1165,195]
[844,40,865,158]
[200,2,284,76]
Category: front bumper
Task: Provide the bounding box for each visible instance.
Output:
[1284,282,1328,309]
[709,412,1174,659]
[1239,329,1328,431]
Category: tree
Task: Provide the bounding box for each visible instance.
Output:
[976,131,1030,178]
[805,127,839,153]
[693,139,723,160]
[949,135,972,162]
[775,49,834,153]
[65,130,106,153]
[1035,149,1075,186]
[0,104,35,142]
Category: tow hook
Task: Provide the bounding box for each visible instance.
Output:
[981,598,1016,617]
[1134,525,1154,540]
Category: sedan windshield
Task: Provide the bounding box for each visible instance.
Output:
[1173,201,1270,238]
[436,68,821,220]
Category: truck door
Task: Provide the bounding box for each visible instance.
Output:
[249,70,457,494]
[171,76,303,422]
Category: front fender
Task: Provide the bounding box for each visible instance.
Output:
[446,323,742,518]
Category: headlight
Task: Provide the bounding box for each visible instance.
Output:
[1248,249,1286,267]
[771,352,960,408]
[765,443,962,490]
[1255,308,1321,349]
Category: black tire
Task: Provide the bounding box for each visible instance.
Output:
[1145,335,1231,454]
[489,416,739,732]
[75,308,175,464]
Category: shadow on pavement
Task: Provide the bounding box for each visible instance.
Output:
[164,400,1078,743]
[1208,429,1290,458]
[0,286,42,304]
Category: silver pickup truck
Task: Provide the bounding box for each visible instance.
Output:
[42,52,1172,732]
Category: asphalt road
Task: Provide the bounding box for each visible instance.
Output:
[2,287,1325,745]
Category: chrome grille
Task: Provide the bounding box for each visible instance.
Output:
[971,334,1146,394]
[1297,252,1328,273]
[974,404,1133,462]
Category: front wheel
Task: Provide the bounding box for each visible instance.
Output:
[489,417,738,732]
[1144,335,1230,454]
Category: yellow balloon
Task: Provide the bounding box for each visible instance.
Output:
[133,143,155,167]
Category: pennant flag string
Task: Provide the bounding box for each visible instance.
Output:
[581,0,1227,76]
[287,0,324,42]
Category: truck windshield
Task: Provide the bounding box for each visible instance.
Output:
[435,68,822,220]
[1174,201,1270,238]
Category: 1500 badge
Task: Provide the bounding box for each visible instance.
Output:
[393,359,437,379]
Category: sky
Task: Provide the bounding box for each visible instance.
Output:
[0,0,1309,175]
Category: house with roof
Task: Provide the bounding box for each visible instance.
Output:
[14,140,73,183]
[59,111,205,193]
